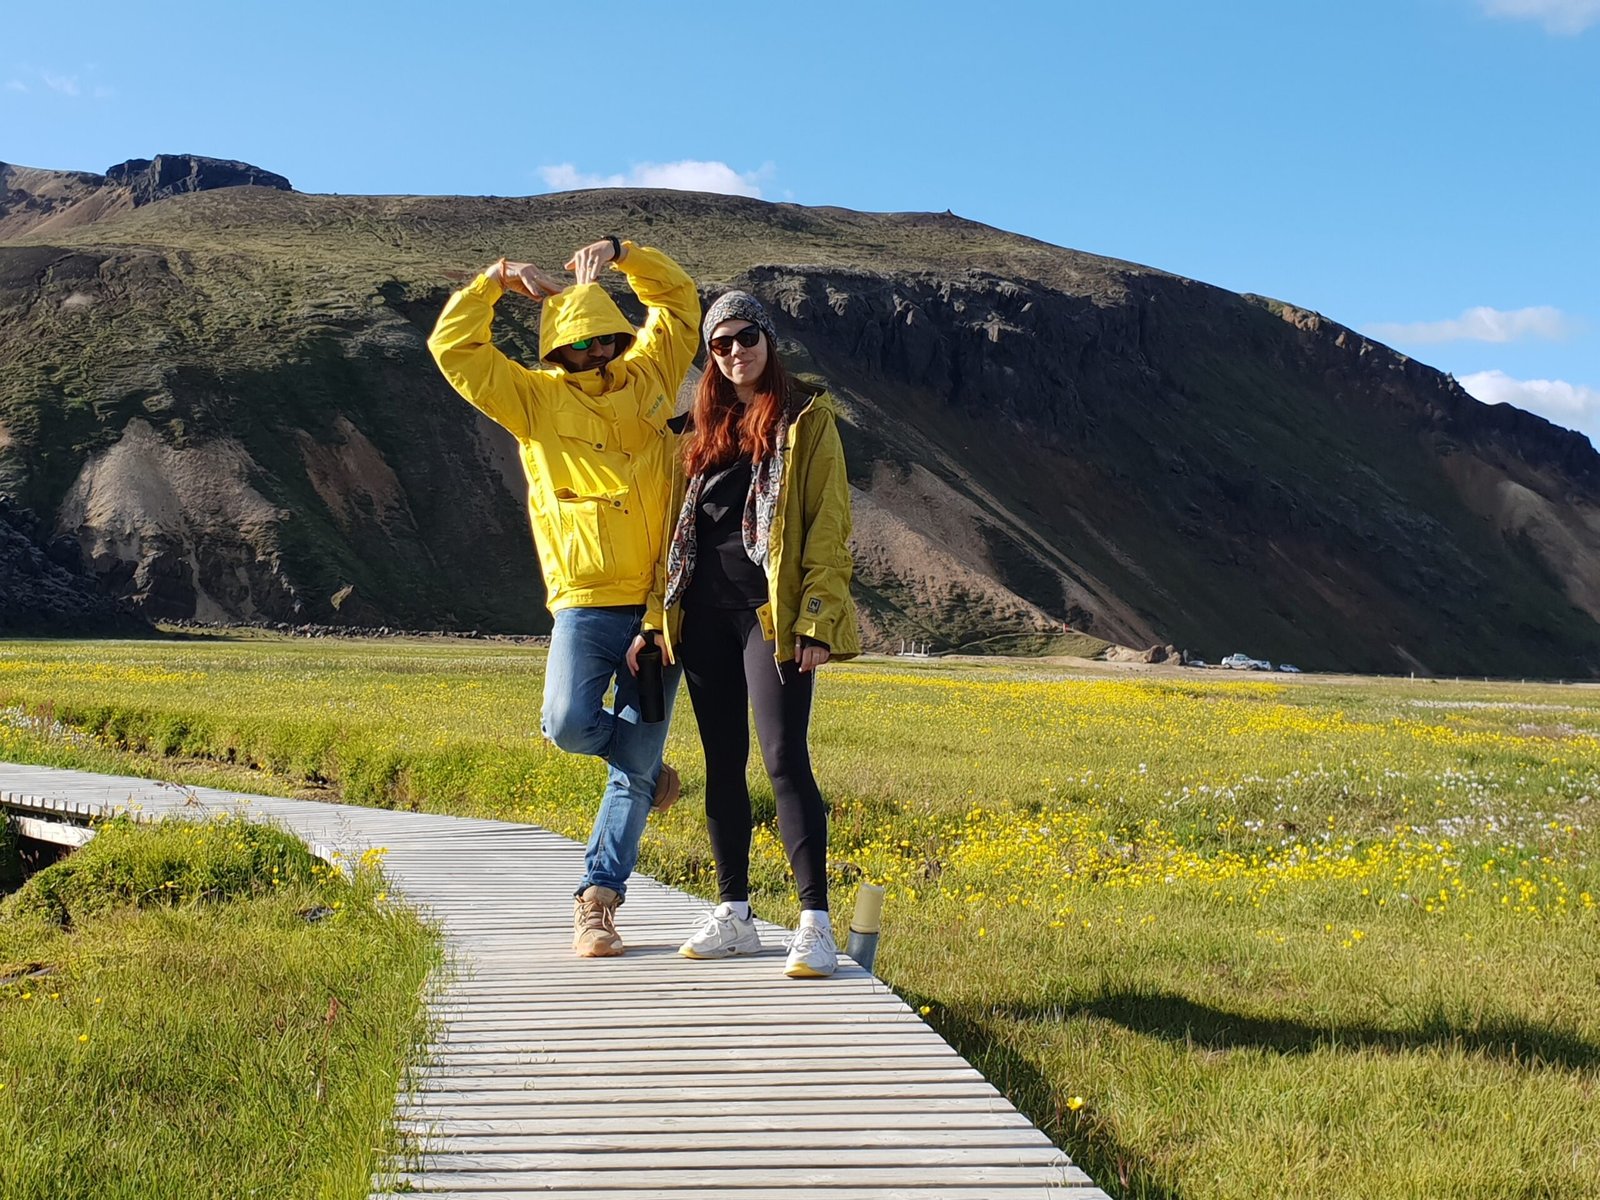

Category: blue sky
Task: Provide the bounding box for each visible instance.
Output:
[5,0,1597,443]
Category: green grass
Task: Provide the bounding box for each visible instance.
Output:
[0,812,440,1200]
[2,635,1597,1199]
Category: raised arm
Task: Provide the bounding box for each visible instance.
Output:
[427,261,563,437]
[612,242,701,406]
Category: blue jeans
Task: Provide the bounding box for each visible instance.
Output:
[542,605,682,899]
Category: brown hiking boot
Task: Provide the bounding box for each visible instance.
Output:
[652,763,681,814]
[573,885,624,957]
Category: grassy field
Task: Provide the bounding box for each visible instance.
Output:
[2,635,1597,1199]
[0,811,440,1200]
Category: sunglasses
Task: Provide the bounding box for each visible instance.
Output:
[708,326,763,357]
[568,333,617,352]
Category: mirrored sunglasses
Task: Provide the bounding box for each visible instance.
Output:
[568,333,618,352]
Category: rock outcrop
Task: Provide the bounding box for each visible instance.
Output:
[56,418,303,622]
[103,155,293,206]
[0,495,146,634]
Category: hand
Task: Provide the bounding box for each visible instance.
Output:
[626,632,674,675]
[795,639,831,673]
[565,239,618,286]
[496,260,564,301]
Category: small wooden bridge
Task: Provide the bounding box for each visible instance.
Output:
[2,761,1108,1198]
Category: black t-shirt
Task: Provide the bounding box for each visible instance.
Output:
[684,458,768,610]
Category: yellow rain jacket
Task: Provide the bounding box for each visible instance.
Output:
[646,392,861,665]
[427,244,700,612]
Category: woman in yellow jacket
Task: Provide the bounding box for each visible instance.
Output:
[629,291,859,978]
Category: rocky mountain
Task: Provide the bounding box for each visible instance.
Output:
[1,156,1597,674]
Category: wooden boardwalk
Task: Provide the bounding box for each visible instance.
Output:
[1,761,1108,1199]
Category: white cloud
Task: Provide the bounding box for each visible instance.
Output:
[1461,370,1600,443]
[1480,0,1600,34]
[538,160,770,198]
[7,66,114,100]
[41,71,80,97]
[1368,305,1580,345]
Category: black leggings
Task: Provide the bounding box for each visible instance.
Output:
[678,605,828,911]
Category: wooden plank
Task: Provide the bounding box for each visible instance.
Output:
[421,995,911,1013]
[389,1165,1095,1189]
[404,1147,1077,1172]
[430,982,907,1001]
[427,1015,914,1036]
[374,1189,1105,1200]
[405,1129,1056,1152]
[7,814,96,847]
[400,1107,1024,1126]
[414,1068,987,1090]
[397,1112,1038,1134]
[415,1059,982,1081]
[402,1082,1002,1102]
[425,1039,954,1059]
[428,977,893,993]
[427,1032,949,1053]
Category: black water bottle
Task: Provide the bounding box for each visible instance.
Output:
[636,638,666,724]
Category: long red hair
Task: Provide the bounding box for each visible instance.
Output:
[683,345,790,475]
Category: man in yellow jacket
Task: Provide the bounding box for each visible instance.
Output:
[428,237,699,958]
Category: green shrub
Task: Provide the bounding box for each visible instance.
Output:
[3,815,321,926]
[0,809,438,1200]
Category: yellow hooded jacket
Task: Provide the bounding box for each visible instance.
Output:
[427,244,700,612]
[645,391,861,665]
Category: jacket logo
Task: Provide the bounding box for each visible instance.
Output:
[806,598,822,615]
[647,393,667,416]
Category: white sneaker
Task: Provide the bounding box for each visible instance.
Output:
[783,923,838,978]
[679,903,763,959]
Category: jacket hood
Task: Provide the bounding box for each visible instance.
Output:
[539,282,636,363]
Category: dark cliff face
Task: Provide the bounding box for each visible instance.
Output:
[103,155,294,206]
[0,496,147,635]
[734,265,1600,674]
[1,179,1597,673]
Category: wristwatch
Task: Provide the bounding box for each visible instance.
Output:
[604,234,622,261]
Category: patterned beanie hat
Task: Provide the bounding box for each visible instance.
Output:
[702,290,778,347]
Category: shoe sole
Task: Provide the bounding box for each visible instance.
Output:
[680,942,762,960]
[783,962,836,978]
[574,942,625,958]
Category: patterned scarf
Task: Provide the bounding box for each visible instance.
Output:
[663,425,787,613]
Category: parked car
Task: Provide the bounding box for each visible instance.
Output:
[1277,663,1302,673]
[1220,653,1271,670]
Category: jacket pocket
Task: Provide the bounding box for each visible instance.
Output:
[553,406,608,451]
[553,488,610,585]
